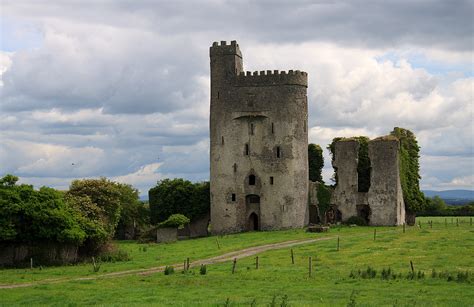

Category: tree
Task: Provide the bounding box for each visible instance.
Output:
[148,179,210,224]
[0,174,19,187]
[67,178,123,237]
[114,183,150,239]
[0,175,86,245]
[308,144,324,183]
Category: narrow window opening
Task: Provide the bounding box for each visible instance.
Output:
[270,176,274,185]
[231,193,236,202]
[276,146,281,158]
[233,163,237,172]
[217,91,219,99]
[271,123,274,134]
[249,175,256,185]
[245,144,249,156]
[221,136,224,145]
[250,123,254,135]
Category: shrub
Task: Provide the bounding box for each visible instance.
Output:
[164,266,174,275]
[346,216,367,226]
[200,264,207,275]
[159,214,190,229]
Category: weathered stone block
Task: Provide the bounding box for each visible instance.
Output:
[156,228,178,243]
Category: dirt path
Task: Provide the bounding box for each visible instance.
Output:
[0,236,334,289]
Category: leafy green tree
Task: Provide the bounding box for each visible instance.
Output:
[0,175,86,244]
[67,178,122,237]
[148,179,210,224]
[64,193,108,249]
[390,127,426,213]
[114,183,150,239]
[0,174,19,187]
[425,196,447,214]
[308,144,324,183]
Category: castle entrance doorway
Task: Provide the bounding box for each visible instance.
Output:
[248,212,259,231]
[245,195,260,231]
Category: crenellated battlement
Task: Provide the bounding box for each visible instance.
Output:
[234,69,307,87]
[210,40,242,57]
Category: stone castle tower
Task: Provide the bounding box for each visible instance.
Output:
[209,41,309,234]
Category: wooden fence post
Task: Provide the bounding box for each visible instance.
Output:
[337,236,340,251]
[373,229,376,241]
[470,217,472,226]
[183,260,187,272]
[30,258,33,269]
[410,260,414,274]
[308,256,312,278]
[215,237,221,249]
[291,249,294,264]
[186,257,190,270]
[255,256,259,270]
[232,258,237,274]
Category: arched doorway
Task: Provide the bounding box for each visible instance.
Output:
[245,194,260,231]
[248,212,259,231]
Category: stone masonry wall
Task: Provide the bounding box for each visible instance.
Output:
[368,137,406,225]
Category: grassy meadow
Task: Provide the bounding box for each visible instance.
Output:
[0,216,473,306]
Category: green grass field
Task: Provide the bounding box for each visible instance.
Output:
[1,216,473,306]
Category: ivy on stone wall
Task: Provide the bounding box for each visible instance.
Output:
[327,137,343,185]
[390,127,426,213]
[356,137,371,192]
[327,136,371,190]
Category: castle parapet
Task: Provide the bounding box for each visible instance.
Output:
[210,40,242,57]
[235,69,308,87]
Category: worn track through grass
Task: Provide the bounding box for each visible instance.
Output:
[0,228,406,290]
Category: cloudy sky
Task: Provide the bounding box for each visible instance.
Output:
[1,0,473,195]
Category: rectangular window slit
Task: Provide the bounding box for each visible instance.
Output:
[217,91,220,99]
[270,176,274,185]
[221,136,224,145]
[245,144,249,155]
[231,193,236,202]
[271,123,274,134]
[250,123,254,135]
[276,146,281,158]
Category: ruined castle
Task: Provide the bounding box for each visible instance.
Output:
[325,137,406,226]
[209,41,405,234]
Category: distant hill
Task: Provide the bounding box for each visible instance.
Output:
[423,190,474,206]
